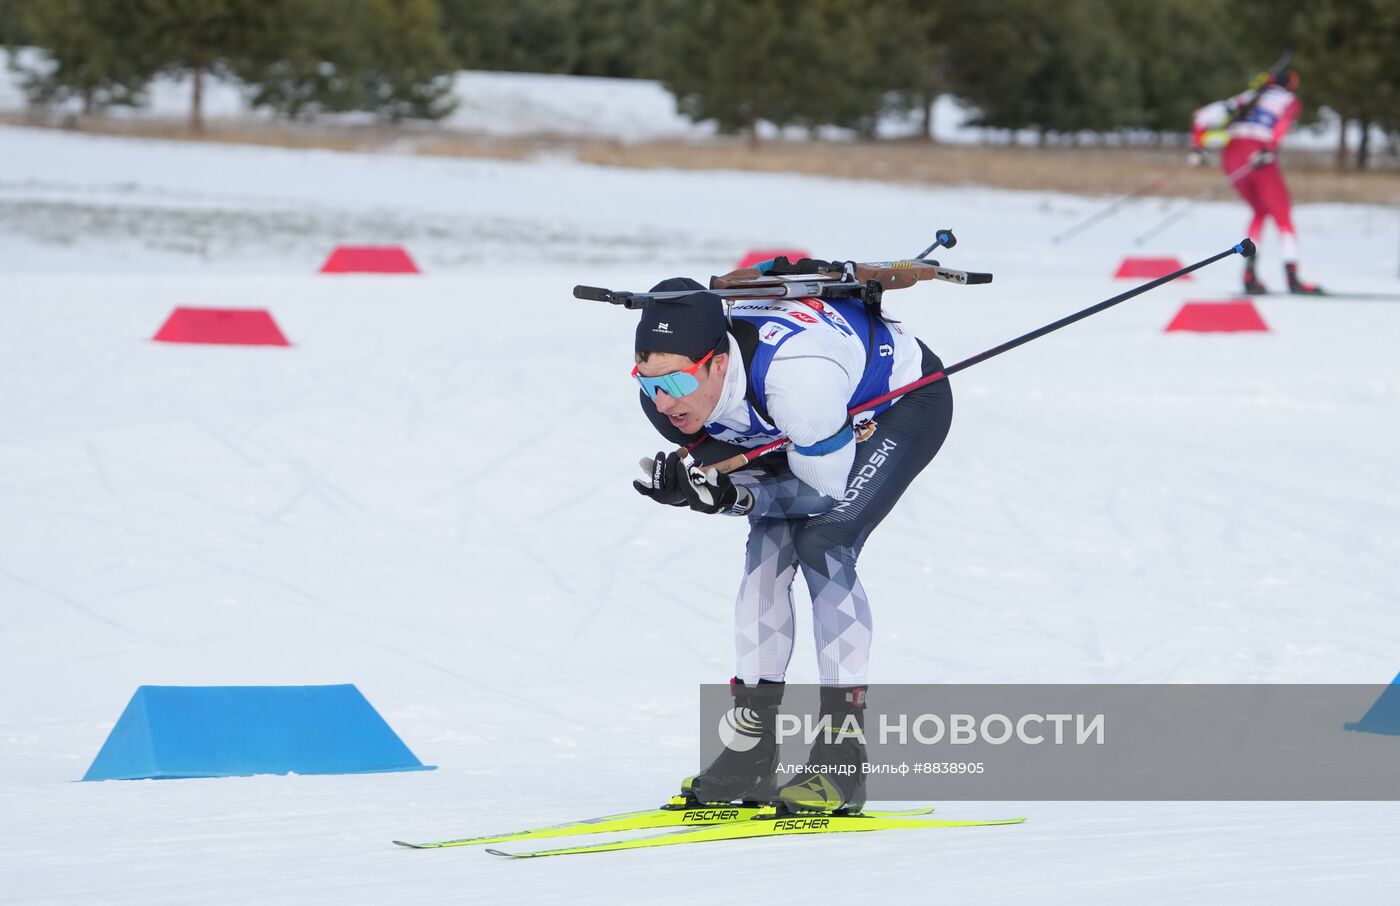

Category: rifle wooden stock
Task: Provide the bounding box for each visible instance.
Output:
[710,258,949,293]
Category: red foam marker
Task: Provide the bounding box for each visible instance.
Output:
[153,307,292,346]
[737,248,812,269]
[1115,256,1189,280]
[319,245,420,274]
[1165,300,1268,333]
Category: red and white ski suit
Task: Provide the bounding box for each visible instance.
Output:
[1193,84,1302,261]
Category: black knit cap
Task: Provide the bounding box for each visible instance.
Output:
[634,277,727,361]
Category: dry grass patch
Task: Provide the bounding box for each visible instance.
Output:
[5,113,1397,205]
[575,139,1400,205]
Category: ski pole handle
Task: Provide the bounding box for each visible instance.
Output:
[915,228,957,258]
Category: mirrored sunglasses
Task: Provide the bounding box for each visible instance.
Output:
[632,348,716,400]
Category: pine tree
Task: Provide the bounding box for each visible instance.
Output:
[1025,0,1141,138]
[1292,0,1400,170]
[566,0,681,79]
[656,0,792,139]
[16,0,157,114]
[941,0,1051,139]
[236,0,457,123]
[657,0,891,141]
[1,0,36,47]
[231,1,356,120]
[874,0,952,141]
[440,0,578,74]
[942,0,1150,142]
[137,0,287,132]
[1110,0,1245,135]
[347,0,458,122]
[797,0,890,139]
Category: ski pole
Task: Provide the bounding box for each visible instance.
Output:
[1132,157,1262,246]
[915,228,958,259]
[700,239,1257,476]
[1050,161,1193,245]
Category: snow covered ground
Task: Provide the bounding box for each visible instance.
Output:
[2,118,1400,903]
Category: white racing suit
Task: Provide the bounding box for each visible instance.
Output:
[641,292,953,685]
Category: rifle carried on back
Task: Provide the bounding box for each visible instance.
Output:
[574,230,991,313]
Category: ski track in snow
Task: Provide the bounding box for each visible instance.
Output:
[1,123,1399,902]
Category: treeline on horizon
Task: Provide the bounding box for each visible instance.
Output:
[1,0,1396,168]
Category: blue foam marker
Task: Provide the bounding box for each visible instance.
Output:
[1344,673,1400,736]
[82,685,435,780]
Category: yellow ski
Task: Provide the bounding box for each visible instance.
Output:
[393,800,936,849]
[485,813,1026,858]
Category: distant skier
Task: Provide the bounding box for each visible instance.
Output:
[629,266,952,814]
[1191,67,1323,295]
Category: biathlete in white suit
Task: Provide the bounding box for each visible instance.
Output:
[629,264,953,814]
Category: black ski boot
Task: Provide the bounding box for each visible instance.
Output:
[1286,262,1324,295]
[774,685,868,815]
[680,679,783,806]
[1243,262,1268,295]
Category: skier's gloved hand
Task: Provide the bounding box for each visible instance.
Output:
[1250,149,1276,167]
[634,452,689,507]
[678,454,753,516]
[636,451,752,516]
[755,257,836,276]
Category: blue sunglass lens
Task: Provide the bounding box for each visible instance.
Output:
[638,370,700,400]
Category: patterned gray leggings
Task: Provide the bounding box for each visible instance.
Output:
[729,373,953,686]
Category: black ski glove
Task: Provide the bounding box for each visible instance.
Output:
[634,451,752,516]
[633,452,689,507]
[764,256,836,276]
